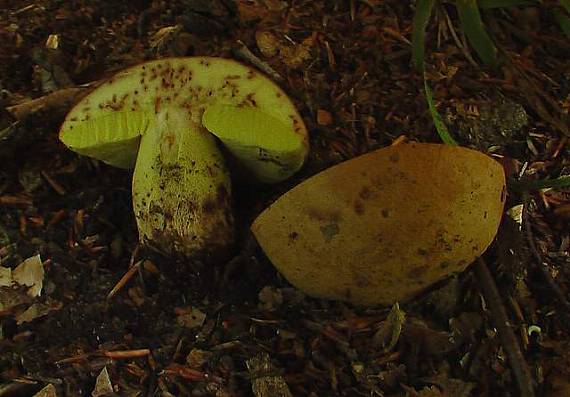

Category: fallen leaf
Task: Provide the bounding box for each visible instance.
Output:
[255,30,279,57]
[176,307,206,329]
[373,303,406,352]
[280,35,315,68]
[16,298,63,324]
[0,266,12,287]
[0,286,32,314]
[317,109,333,126]
[92,366,114,397]
[12,254,44,297]
[33,384,57,397]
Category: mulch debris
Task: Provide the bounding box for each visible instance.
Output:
[1,1,569,396]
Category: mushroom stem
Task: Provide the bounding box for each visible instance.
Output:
[132,106,234,261]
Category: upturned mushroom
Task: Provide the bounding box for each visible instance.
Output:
[59,57,308,261]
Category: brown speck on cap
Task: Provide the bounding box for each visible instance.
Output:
[154,96,162,114]
[288,231,298,242]
[306,208,341,223]
[353,273,370,288]
[359,186,372,200]
[353,200,365,215]
[389,152,400,163]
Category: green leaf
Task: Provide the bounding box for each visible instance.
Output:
[412,0,436,72]
[456,0,498,66]
[510,175,570,191]
[423,71,458,146]
[554,7,570,37]
[478,0,536,9]
[560,0,570,13]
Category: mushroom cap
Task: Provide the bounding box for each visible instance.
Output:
[252,143,506,305]
[59,57,309,182]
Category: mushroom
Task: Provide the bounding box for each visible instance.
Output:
[59,57,308,261]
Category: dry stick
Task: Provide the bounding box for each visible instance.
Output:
[104,349,150,359]
[106,260,143,300]
[1,86,94,159]
[522,197,570,312]
[442,7,478,68]
[473,257,536,397]
[233,40,284,83]
[6,87,90,120]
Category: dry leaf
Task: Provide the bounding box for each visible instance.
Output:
[12,254,44,297]
[280,36,314,68]
[0,266,12,287]
[176,306,206,329]
[317,109,333,126]
[15,298,63,324]
[92,366,114,397]
[373,303,406,352]
[33,384,57,397]
[0,286,32,314]
[256,31,279,58]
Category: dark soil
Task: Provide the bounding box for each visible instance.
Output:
[1,1,569,396]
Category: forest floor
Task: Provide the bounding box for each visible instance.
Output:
[0,1,569,396]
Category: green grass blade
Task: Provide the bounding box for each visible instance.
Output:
[510,175,570,191]
[456,0,498,66]
[412,0,436,72]
[423,71,458,146]
[478,0,536,8]
[553,8,570,37]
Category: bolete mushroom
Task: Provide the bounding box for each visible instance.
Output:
[59,57,308,260]
[252,143,506,306]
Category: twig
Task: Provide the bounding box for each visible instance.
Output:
[522,197,570,312]
[473,257,535,397]
[0,195,33,206]
[104,349,150,359]
[106,260,142,300]
[442,7,478,68]
[41,171,67,195]
[233,41,284,83]
[6,87,89,121]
